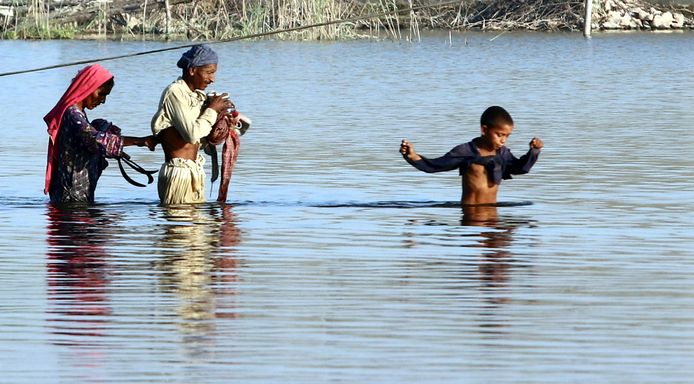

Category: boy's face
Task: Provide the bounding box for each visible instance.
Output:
[187,64,217,91]
[481,122,514,150]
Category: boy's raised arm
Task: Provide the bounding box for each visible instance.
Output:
[401,139,467,173]
[505,137,543,176]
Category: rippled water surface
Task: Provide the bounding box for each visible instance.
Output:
[1,32,694,383]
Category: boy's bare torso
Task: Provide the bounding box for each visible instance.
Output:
[462,148,500,205]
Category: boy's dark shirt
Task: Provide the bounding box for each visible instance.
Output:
[405,140,540,184]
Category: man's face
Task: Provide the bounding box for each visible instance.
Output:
[188,64,217,91]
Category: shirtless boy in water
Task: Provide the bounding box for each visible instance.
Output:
[400,106,543,205]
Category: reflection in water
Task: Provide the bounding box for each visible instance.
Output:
[462,205,514,297]
[45,203,243,367]
[153,204,241,340]
[46,205,115,341]
[45,205,117,376]
[460,205,537,336]
[403,205,535,332]
[403,205,530,290]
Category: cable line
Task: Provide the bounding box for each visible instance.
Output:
[0,0,460,77]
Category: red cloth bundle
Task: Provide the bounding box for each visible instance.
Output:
[206,112,240,202]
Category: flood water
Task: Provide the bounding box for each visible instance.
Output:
[1,31,694,383]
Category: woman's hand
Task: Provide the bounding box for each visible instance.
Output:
[142,135,157,151]
[123,135,158,151]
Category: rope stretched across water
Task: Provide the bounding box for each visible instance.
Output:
[0,0,461,78]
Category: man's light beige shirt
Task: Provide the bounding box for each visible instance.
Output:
[151,78,218,144]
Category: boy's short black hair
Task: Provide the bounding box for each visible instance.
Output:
[480,106,513,128]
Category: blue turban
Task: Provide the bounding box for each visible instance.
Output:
[176,44,218,69]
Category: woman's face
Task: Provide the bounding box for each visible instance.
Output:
[83,81,113,110]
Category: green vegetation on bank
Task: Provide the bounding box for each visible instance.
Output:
[1,0,692,40]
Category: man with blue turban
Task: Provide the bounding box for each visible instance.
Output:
[151,44,233,205]
[176,44,218,69]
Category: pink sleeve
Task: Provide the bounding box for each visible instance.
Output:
[94,131,123,158]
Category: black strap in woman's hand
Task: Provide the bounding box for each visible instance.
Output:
[117,152,158,187]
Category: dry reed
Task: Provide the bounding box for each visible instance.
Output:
[2,0,690,40]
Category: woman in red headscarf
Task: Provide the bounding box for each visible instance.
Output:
[44,64,155,204]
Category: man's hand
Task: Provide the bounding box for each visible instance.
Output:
[207,93,233,113]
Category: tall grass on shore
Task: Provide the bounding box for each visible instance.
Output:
[176,0,387,40]
[1,0,76,39]
[0,0,412,40]
[2,0,691,40]
[273,0,356,40]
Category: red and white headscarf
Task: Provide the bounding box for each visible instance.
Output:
[43,64,113,194]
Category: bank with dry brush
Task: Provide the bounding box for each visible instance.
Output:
[1,0,692,40]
